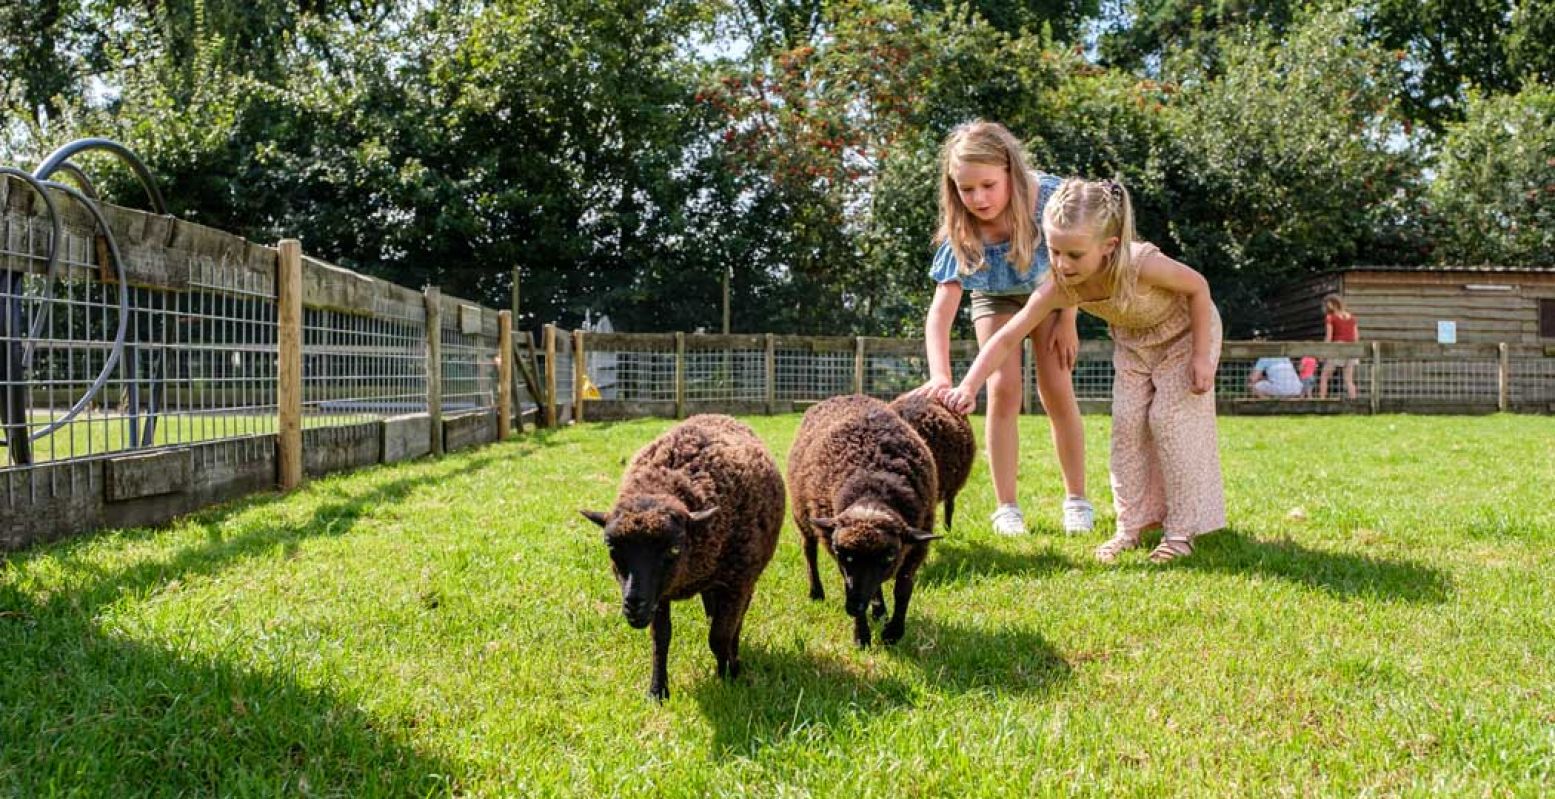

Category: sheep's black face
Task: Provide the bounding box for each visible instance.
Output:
[581,500,716,629]
[832,538,900,619]
[605,534,682,628]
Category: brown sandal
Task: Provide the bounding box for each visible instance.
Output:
[1148,536,1194,564]
[1094,531,1142,564]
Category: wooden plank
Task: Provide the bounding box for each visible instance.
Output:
[543,324,558,428]
[684,333,767,350]
[497,311,513,438]
[458,303,482,335]
[674,332,686,419]
[587,332,679,349]
[573,329,586,424]
[1346,270,1555,288]
[771,335,855,353]
[1499,343,1510,413]
[276,239,304,490]
[1369,341,1381,415]
[1377,342,1502,359]
[764,333,776,415]
[1220,342,1368,359]
[853,337,865,394]
[425,287,444,456]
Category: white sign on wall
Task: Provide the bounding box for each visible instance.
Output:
[1436,320,1457,344]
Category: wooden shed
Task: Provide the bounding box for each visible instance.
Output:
[1269,266,1555,343]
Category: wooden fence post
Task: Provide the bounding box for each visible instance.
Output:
[1369,341,1382,415]
[573,329,586,424]
[854,337,865,395]
[276,239,303,490]
[673,331,686,419]
[543,323,558,428]
[425,287,444,456]
[764,333,776,415]
[1498,342,1510,413]
[497,311,513,438]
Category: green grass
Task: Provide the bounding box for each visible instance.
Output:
[4,411,374,466]
[3,414,1553,796]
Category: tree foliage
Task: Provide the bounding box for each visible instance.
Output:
[2,0,1550,337]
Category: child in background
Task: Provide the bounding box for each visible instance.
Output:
[1319,294,1360,400]
[941,177,1225,563]
[1298,356,1319,398]
[912,120,1094,536]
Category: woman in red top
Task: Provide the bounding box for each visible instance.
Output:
[1319,293,1360,399]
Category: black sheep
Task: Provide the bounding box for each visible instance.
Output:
[581,414,785,700]
[889,393,974,531]
[787,395,939,647]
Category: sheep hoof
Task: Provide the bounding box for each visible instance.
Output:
[808,586,825,601]
[649,683,669,702]
[882,622,905,646]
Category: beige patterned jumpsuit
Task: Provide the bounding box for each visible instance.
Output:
[1074,243,1226,541]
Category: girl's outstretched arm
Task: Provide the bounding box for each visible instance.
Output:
[1138,252,1217,394]
[941,281,1069,414]
[910,282,964,397]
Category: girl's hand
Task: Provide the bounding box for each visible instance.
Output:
[1049,317,1079,371]
[907,377,952,399]
[938,386,976,415]
[1190,355,1216,394]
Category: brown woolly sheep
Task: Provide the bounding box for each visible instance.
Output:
[889,393,974,531]
[581,414,785,700]
[787,395,939,648]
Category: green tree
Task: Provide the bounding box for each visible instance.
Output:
[1157,8,1413,331]
[1427,82,1555,267]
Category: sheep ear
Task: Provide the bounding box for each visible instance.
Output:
[579,509,610,528]
[810,517,836,532]
[905,528,942,543]
[688,506,718,523]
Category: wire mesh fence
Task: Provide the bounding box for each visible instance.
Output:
[2,174,518,475]
[569,334,1554,419]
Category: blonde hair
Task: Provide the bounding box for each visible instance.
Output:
[1323,293,1348,315]
[1043,177,1137,308]
[934,121,1040,276]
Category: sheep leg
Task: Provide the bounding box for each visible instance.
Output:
[881,574,914,645]
[853,611,873,648]
[648,603,672,701]
[707,589,751,681]
[870,587,886,620]
[884,544,930,645]
[803,534,825,601]
[944,495,956,532]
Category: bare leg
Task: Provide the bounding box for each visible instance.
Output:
[975,313,1023,507]
[1343,360,1358,400]
[1318,361,1336,399]
[1031,312,1086,499]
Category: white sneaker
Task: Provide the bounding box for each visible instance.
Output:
[1062,497,1096,535]
[990,504,1027,536]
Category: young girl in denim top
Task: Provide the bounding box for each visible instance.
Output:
[911,121,1094,536]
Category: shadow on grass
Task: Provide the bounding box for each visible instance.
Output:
[1173,527,1453,604]
[689,646,917,757]
[0,455,502,794]
[691,614,1071,756]
[918,539,1077,587]
[890,614,1072,696]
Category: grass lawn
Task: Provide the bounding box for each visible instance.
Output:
[4,411,378,467]
[2,413,1553,796]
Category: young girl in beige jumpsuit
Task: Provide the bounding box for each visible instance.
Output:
[942,177,1225,563]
